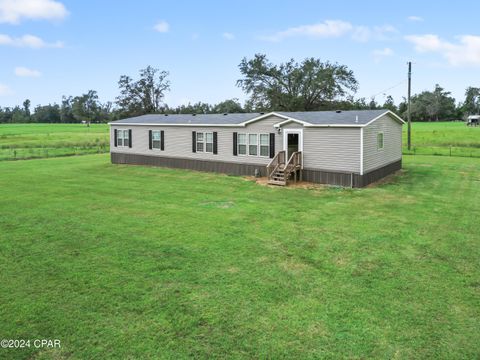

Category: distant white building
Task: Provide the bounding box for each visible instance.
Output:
[467,115,480,126]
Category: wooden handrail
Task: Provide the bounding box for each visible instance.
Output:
[267,150,285,178]
[283,151,302,177]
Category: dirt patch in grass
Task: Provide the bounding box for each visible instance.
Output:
[246,176,329,190]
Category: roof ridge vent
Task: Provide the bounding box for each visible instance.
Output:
[259,112,265,115]
[223,113,228,115]
[192,113,196,116]
[336,110,342,113]
[164,114,168,116]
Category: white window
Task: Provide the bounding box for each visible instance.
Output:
[196,132,213,153]
[238,133,247,155]
[260,134,269,157]
[377,132,384,150]
[117,129,129,147]
[152,130,161,149]
[196,132,204,152]
[248,134,258,156]
[205,132,213,153]
[238,133,269,157]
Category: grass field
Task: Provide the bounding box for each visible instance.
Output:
[0,124,109,160]
[403,121,480,157]
[0,154,479,359]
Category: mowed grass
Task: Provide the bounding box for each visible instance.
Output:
[0,154,479,359]
[0,124,109,160]
[403,121,480,157]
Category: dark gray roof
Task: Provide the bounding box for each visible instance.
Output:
[110,109,397,126]
[277,109,390,125]
[110,113,261,125]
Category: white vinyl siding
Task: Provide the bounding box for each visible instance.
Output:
[152,130,161,149]
[302,127,361,173]
[110,115,362,173]
[363,114,402,172]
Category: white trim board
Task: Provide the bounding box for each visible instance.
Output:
[360,127,364,175]
[283,128,304,168]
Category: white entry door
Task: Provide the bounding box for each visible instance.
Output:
[283,129,303,165]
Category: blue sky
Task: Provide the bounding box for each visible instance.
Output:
[1,0,479,109]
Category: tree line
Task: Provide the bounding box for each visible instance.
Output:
[1,54,479,123]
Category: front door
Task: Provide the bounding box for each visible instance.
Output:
[287,133,299,159]
[283,129,303,162]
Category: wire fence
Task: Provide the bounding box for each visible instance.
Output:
[0,145,110,161]
[403,145,480,158]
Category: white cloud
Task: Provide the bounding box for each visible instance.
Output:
[0,83,13,96]
[260,20,353,42]
[372,47,394,63]
[351,25,397,42]
[261,20,397,43]
[0,33,63,48]
[153,20,169,33]
[222,32,235,40]
[405,34,480,66]
[407,16,424,22]
[0,0,68,24]
[15,66,41,77]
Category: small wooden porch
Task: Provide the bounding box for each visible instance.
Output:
[266,150,302,186]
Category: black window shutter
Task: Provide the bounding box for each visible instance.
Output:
[114,129,118,147]
[160,130,164,151]
[269,133,275,158]
[213,132,218,154]
[128,129,132,148]
[233,132,237,156]
[148,130,152,150]
[192,131,196,153]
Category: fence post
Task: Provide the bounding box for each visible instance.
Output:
[449,146,452,157]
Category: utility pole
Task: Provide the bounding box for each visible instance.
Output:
[407,61,412,150]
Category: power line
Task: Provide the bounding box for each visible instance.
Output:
[370,79,407,100]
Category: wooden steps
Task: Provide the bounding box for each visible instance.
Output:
[266,151,302,187]
[267,179,287,186]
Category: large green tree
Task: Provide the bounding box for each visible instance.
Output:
[32,104,61,123]
[116,66,170,117]
[237,54,358,111]
[407,84,457,121]
[72,90,101,125]
[212,98,244,113]
[462,87,480,116]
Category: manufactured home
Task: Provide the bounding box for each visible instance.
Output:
[109,110,404,187]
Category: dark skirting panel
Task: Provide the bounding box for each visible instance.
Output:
[111,152,267,177]
[303,159,401,188]
[354,159,402,187]
[111,152,401,188]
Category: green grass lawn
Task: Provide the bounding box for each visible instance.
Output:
[403,121,480,157]
[0,124,109,160]
[0,154,479,359]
